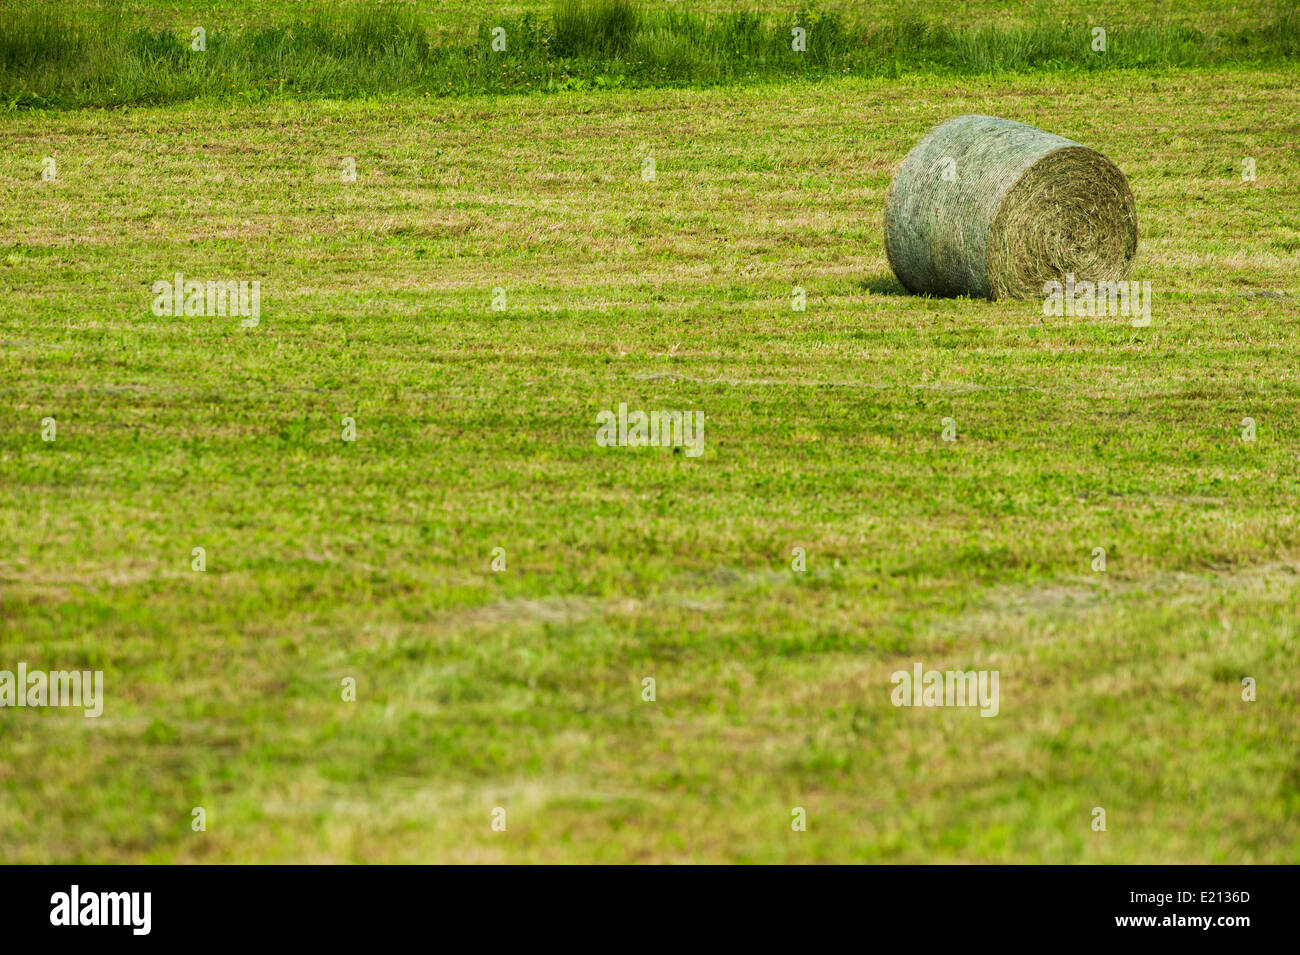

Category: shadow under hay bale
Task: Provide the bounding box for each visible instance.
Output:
[860,273,909,296]
[884,115,1138,301]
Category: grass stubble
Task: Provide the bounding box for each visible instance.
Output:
[0,4,1298,863]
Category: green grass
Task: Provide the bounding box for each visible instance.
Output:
[2,1,1298,108]
[1,64,1298,862]
[553,0,642,57]
[7,0,1292,32]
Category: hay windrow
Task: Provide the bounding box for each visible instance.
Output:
[884,114,1138,300]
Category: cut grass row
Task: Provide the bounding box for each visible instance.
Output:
[1,69,1298,860]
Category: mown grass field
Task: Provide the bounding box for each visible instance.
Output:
[2,5,1299,863]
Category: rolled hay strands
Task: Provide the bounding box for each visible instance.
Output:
[884,115,1138,300]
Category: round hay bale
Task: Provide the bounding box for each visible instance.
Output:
[884,115,1138,300]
